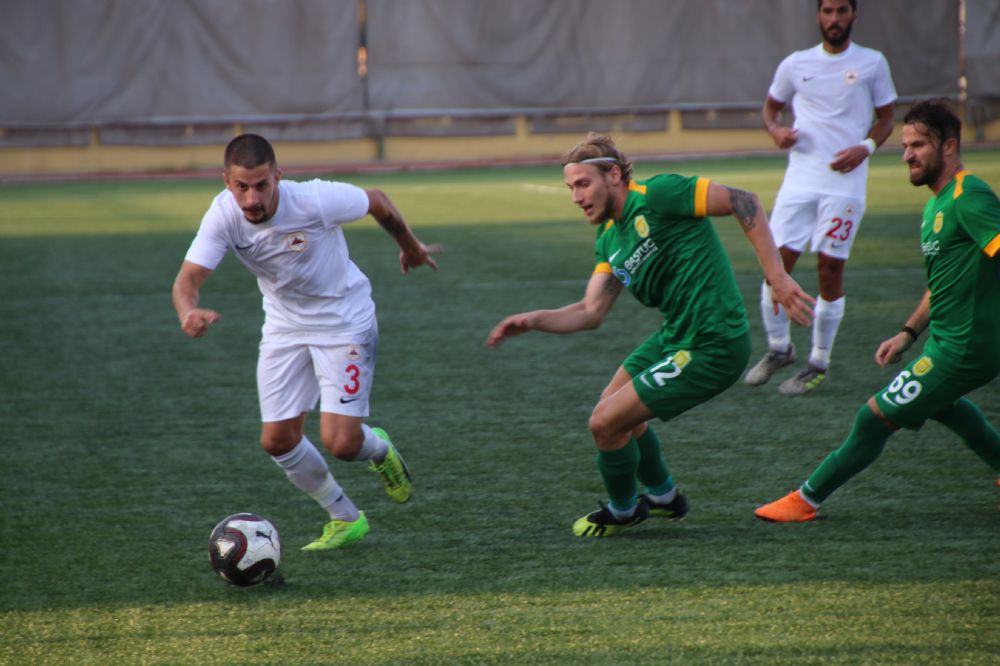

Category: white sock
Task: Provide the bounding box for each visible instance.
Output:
[810,296,845,370]
[760,281,791,352]
[797,485,821,508]
[353,424,389,463]
[271,437,359,521]
[646,487,677,504]
[607,502,638,520]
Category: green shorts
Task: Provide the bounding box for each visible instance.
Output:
[874,340,1000,430]
[625,331,751,422]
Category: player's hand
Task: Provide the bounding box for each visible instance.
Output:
[829,145,870,173]
[875,332,912,368]
[769,273,815,327]
[400,242,443,274]
[770,127,798,150]
[486,314,532,348]
[181,308,221,338]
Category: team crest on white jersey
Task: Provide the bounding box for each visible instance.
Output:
[286,231,307,252]
[844,70,859,84]
[347,345,361,361]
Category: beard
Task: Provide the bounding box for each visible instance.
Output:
[821,18,854,47]
[909,151,944,187]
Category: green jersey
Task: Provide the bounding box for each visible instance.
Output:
[594,174,748,347]
[921,171,1000,365]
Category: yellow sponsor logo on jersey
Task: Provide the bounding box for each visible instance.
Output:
[634,215,650,238]
[673,349,691,368]
[932,211,943,234]
[913,356,934,377]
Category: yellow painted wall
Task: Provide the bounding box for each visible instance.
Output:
[0,111,990,178]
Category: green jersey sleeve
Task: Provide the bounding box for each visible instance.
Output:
[955,173,1000,259]
[643,174,711,219]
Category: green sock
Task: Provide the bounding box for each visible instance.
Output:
[802,403,893,504]
[635,427,675,494]
[933,397,1000,471]
[597,440,640,511]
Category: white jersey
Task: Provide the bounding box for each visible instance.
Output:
[769,42,896,199]
[185,179,375,345]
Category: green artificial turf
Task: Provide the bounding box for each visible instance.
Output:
[1,152,998,664]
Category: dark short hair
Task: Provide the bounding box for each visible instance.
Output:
[903,99,962,151]
[561,132,634,183]
[818,0,857,10]
[224,134,276,170]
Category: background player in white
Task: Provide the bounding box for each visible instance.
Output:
[745,0,896,394]
[173,134,440,551]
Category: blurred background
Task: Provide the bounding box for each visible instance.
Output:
[2,0,998,178]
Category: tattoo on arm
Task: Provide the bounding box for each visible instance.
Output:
[603,277,623,296]
[375,208,407,238]
[726,187,758,232]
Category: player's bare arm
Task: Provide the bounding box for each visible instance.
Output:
[706,182,815,326]
[365,187,442,273]
[763,97,798,150]
[830,102,896,173]
[172,260,221,338]
[486,270,622,348]
[875,289,931,367]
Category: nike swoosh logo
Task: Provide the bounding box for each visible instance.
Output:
[609,249,623,262]
[236,243,253,250]
[340,396,359,404]
[802,76,816,82]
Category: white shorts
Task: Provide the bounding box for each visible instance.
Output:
[256,324,378,422]
[769,188,866,260]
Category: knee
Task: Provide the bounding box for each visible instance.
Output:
[588,411,619,450]
[260,430,301,457]
[322,427,364,461]
[817,261,845,298]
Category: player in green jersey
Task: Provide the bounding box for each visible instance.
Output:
[486,133,814,537]
[756,99,1000,522]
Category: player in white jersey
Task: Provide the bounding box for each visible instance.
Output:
[173,134,440,551]
[745,0,896,394]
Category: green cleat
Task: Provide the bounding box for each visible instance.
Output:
[301,512,369,552]
[369,427,412,503]
[572,500,649,537]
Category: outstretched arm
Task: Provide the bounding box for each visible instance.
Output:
[486,270,622,348]
[172,260,220,338]
[875,289,930,367]
[706,182,815,326]
[366,188,442,273]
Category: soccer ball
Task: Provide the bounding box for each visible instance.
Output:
[208,513,281,586]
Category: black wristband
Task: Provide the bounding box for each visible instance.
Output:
[901,325,919,340]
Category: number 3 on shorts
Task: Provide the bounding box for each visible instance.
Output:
[881,369,922,406]
[343,363,361,395]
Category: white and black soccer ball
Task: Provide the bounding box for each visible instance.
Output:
[208,513,281,586]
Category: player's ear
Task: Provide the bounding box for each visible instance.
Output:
[943,137,959,158]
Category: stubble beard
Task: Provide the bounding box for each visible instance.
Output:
[822,20,853,48]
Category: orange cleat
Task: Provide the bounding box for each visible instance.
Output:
[754,489,818,523]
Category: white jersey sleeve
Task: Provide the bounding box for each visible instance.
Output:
[184,190,238,271]
[871,52,897,109]
[768,53,797,104]
[311,180,370,229]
